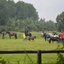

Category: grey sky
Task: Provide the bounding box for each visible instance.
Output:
[14,0,64,22]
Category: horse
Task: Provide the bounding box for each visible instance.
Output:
[41,33,44,37]
[49,37,60,43]
[28,36,36,41]
[6,32,17,39]
[48,33,59,37]
[25,31,31,37]
[48,33,61,43]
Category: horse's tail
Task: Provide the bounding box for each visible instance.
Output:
[15,34,17,39]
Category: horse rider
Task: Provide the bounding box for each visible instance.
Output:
[26,29,29,35]
[42,30,44,34]
[53,31,57,35]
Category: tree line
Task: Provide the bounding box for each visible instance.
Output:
[0,0,64,32]
[0,17,56,32]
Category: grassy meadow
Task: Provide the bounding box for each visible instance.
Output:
[0,31,64,64]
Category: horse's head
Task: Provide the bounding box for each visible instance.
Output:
[6,32,7,34]
[48,33,52,36]
[6,32,10,34]
[43,33,46,36]
[34,36,36,38]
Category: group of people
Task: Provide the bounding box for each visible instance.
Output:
[42,30,64,42]
[54,31,64,42]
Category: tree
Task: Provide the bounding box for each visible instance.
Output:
[15,1,39,20]
[0,0,8,25]
[56,11,64,31]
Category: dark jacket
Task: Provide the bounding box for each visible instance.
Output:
[54,33,57,35]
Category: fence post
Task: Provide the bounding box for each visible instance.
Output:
[37,50,41,64]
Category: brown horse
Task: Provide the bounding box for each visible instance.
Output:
[6,32,17,39]
[28,36,36,41]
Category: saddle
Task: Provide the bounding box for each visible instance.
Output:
[10,32,13,34]
[53,35,59,37]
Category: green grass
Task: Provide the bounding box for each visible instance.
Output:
[0,37,63,64]
[0,31,63,64]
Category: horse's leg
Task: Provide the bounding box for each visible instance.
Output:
[15,35,16,39]
[9,36,11,39]
[15,34,17,39]
[45,37,46,41]
[49,39,51,43]
[15,36,16,39]
[29,39,30,41]
[47,38,48,41]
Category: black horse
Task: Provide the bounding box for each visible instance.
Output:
[25,31,31,37]
[49,37,60,43]
[6,32,17,39]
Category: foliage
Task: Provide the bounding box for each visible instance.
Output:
[56,11,64,31]
[0,0,38,25]
[0,57,6,64]
[0,18,56,32]
[56,44,64,64]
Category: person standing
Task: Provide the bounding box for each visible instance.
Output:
[61,31,64,42]
[44,33,47,41]
[23,33,28,41]
[26,29,28,35]
[42,30,44,34]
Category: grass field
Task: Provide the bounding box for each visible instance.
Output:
[0,31,64,64]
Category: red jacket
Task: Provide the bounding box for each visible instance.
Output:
[61,33,64,38]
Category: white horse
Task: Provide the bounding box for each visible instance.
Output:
[41,33,44,37]
[48,33,59,38]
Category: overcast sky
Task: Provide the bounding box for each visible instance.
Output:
[13,0,64,22]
